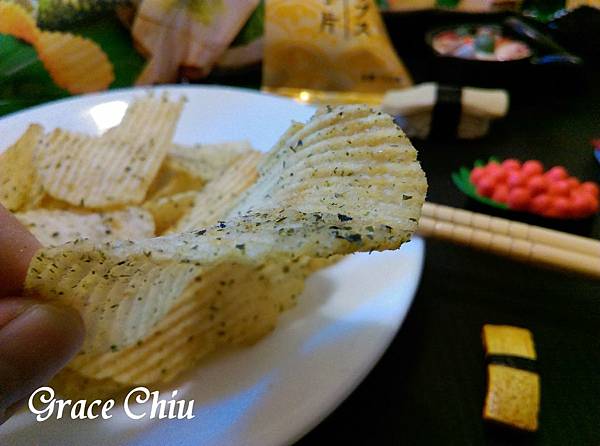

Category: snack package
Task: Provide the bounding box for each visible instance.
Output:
[263,0,412,93]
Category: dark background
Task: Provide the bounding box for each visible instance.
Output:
[289,11,600,446]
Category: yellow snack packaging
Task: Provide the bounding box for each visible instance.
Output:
[263,0,412,93]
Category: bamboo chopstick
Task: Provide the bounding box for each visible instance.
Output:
[417,202,600,278]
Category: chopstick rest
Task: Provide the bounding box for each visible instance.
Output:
[482,324,540,432]
[382,83,509,139]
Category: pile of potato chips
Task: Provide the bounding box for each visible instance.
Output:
[0,94,427,398]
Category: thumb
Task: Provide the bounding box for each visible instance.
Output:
[0,298,84,423]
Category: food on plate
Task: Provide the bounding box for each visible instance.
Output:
[0,95,427,396]
[482,324,539,432]
[15,208,155,246]
[454,158,599,219]
[36,96,184,208]
[431,25,532,62]
[0,124,44,212]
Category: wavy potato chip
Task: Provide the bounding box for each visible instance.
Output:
[34,31,114,94]
[143,190,196,234]
[50,368,126,401]
[16,207,155,247]
[105,94,186,144]
[173,151,262,233]
[0,124,44,212]
[35,96,184,209]
[145,159,204,202]
[69,153,307,385]
[25,105,427,357]
[0,1,38,44]
[168,141,254,182]
[69,263,269,383]
[68,259,309,384]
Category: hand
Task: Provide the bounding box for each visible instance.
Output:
[0,204,84,425]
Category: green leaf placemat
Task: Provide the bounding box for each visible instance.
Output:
[0,13,145,117]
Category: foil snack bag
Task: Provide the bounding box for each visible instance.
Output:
[263,0,412,93]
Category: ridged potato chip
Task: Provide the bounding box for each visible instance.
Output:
[69,152,307,385]
[0,1,38,44]
[16,207,155,247]
[173,151,262,232]
[34,31,114,94]
[0,124,43,212]
[69,263,267,383]
[25,105,427,358]
[143,190,196,234]
[68,258,309,384]
[105,94,185,144]
[50,368,126,401]
[145,159,204,202]
[168,141,254,183]
[35,96,184,209]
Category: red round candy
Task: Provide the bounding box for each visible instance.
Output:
[548,180,571,197]
[501,159,521,171]
[485,162,502,176]
[550,196,571,218]
[492,184,509,203]
[522,160,544,177]
[571,191,599,217]
[507,171,526,188]
[545,166,569,181]
[530,194,551,214]
[507,187,531,211]
[580,181,600,199]
[571,194,591,218]
[476,178,495,197]
[470,167,486,185]
[543,207,563,218]
[585,194,599,214]
[488,169,508,184]
[526,175,548,196]
[566,177,580,190]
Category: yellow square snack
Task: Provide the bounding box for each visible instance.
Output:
[483,324,536,359]
[482,324,539,432]
[484,365,540,432]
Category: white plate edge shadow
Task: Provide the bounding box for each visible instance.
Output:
[0,86,425,446]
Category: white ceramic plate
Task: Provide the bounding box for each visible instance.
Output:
[0,86,424,446]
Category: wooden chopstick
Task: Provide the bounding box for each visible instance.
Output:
[422,202,600,257]
[417,202,600,278]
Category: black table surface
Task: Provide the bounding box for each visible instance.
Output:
[290,25,600,446]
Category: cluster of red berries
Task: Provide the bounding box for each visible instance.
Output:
[470,160,599,218]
